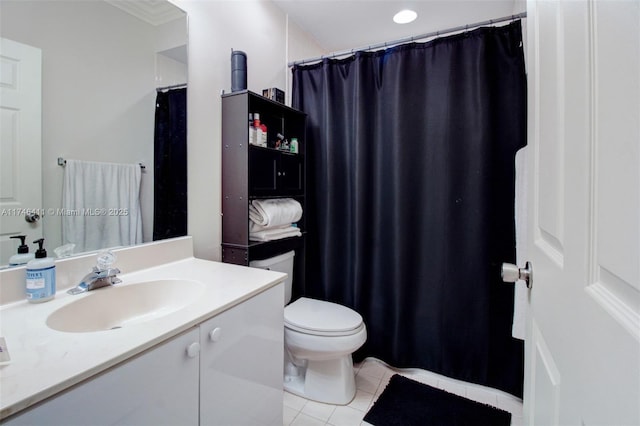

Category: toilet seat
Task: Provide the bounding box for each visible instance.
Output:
[285,297,363,337]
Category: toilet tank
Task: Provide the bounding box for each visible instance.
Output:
[250,250,295,305]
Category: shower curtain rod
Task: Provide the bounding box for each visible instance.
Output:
[57,157,146,170]
[156,83,187,92]
[288,12,527,67]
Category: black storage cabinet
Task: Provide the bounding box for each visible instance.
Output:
[221,90,307,290]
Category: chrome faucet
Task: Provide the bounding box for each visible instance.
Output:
[67,267,121,295]
[67,250,121,295]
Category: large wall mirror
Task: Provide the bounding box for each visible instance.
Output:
[0,0,188,267]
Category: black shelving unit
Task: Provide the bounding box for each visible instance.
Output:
[221,90,307,286]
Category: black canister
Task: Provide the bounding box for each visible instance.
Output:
[231,50,247,92]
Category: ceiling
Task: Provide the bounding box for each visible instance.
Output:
[273,0,524,54]
[105,0,185,26]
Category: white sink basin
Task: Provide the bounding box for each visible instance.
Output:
[46,279,205,333]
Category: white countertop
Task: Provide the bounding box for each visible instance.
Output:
[0,257,285,420]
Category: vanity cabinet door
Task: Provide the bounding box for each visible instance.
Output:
[199,284,284,426]
[4,328,200,426]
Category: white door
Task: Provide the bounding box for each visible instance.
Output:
[524,0,639,424]
[0,38,42,265]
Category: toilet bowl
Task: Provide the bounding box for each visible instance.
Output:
[250,251,367,405]
[284,297,367,404]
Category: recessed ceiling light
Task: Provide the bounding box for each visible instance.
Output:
[393,9,417,24]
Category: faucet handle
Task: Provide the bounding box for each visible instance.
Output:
[105,268,121,285]
[96,250,117,271]
[94,267,120,278]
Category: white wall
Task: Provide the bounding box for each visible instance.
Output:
[285,15,327,103]
[171,0,325,260]
[156,18,189,88]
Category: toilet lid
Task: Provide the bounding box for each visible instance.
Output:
[284,297,363,333]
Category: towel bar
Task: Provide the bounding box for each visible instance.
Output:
[57,157,146,170]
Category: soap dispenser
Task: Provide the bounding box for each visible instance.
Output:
[9,235,35,266]
[25,238,56,303]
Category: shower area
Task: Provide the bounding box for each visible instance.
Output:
[291,16,527,398]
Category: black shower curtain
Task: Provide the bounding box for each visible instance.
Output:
[153,88,187,241]
[292,21,526,397]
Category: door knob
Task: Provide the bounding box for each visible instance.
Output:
[25,212,40,223]
[501,261,533,289]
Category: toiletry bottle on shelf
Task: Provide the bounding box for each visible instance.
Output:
[275,133,283,149]
[290,138,299,154]
[260,122,268,147]
[249,113,255,145]
[26,238,56,303]
[9,235,35,266]
[253,113,262,146]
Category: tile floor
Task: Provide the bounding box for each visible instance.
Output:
[283,358,524,426]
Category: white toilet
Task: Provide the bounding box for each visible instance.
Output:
[251,251,367,405]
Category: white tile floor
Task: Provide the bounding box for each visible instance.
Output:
[283,358,524,426]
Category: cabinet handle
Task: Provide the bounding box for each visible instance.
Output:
[209,327,222,342]
[186,342,201,358]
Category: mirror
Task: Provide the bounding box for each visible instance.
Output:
[0,0,187,266]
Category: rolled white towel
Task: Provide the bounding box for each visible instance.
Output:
[249,221,292,233]
[249,204,265,225]
[249,198,302,228]
[249,225,301,242]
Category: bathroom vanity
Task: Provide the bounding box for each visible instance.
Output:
[0,237,285,425]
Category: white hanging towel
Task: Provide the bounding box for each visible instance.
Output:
[62,159,143,253]
[512,147,529,340]
[249,198,302,228]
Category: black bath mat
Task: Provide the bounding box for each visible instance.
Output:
[364,374,511,426]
